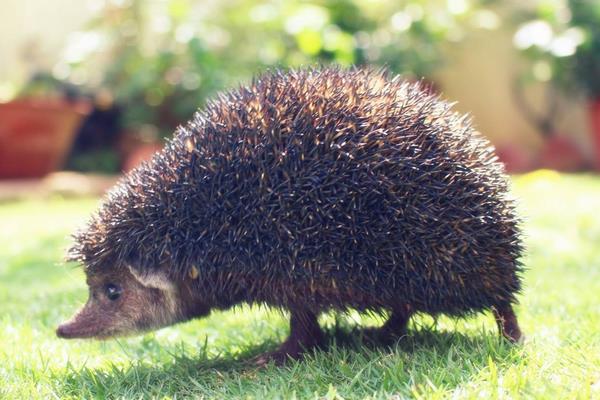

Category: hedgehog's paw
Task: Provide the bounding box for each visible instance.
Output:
[253,309,324,366]
[359,326,407,347]
[252,349,295,367]
[359,308,412,347]
[502,329,524,344]
[252,341,315,367]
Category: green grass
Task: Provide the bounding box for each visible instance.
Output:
[1,171,599,399]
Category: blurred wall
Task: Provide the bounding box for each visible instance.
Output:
[435,23,593,160]
[0,0,92,92]
[0,1,593,161]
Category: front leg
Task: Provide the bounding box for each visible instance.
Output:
[255,308,324,365]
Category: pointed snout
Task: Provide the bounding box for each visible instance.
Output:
[56,321,78,339]
[56,315,96,339]
[56,304,104,339]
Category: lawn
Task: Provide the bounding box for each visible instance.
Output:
[1,171,599,399]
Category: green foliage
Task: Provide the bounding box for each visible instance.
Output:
[17,72,76,99]
[1,172,600,398]
[513,0,600,97]
[57,0,493,137]
[569,0,600,96]
[67,150,121,174]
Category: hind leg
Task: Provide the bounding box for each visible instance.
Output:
[362,306,412,345]
[255,308,324,366]
[492,304,522,343]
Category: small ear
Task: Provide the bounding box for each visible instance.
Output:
[127,265,175,292]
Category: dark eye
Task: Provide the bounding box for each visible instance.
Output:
[105,283,122,301]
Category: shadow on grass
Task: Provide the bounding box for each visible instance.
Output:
[50,327,525,398]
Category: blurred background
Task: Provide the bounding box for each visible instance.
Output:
[2,3,600,396]
[1,0,600,198]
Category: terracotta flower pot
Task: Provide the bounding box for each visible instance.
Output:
[122,142,164,172]
[589,98,600,170]
[537,135,587,172]
[496,144,534,173]
[116,128,164,172]
[0,98,90,179]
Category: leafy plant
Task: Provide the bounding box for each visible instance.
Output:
[17,72,80,101]
[56,0,497,138]
[513,0,600,98]
[568,0,600,97]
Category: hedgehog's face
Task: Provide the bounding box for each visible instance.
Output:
[56,266,210,339]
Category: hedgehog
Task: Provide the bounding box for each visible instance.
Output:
[57,67,523,364]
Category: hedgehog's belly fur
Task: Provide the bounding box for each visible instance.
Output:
[231,260,520,317]
[215,257,520,316]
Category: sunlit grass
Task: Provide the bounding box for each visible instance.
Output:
[1,172,599,398]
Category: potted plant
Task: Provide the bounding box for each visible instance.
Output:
[0,74,90,179]
[56,0,226,171]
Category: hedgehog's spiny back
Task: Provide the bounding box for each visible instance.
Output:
[70,67,522,314]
